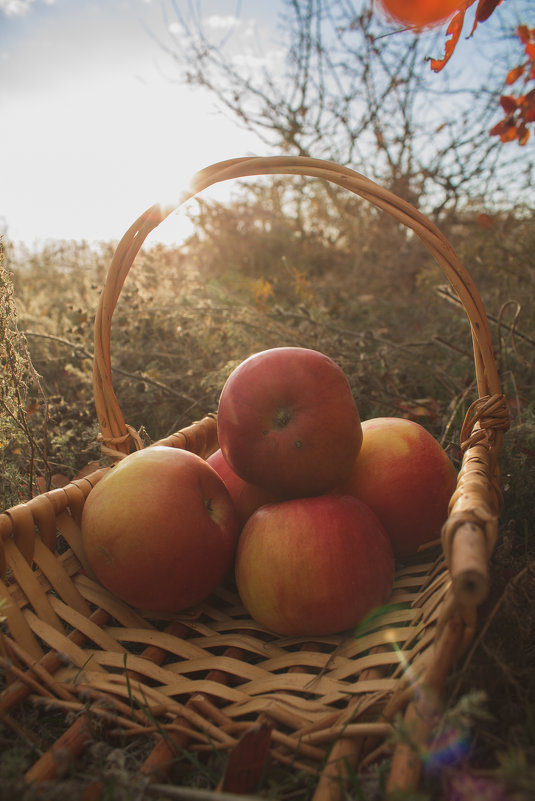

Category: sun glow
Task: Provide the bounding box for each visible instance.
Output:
[1,0,269,249]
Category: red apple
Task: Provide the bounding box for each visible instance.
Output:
[81,445,239,612]
[207,448,282,528]
[338,417,458,558]
[217,347,363,498]
[235,494,395,636]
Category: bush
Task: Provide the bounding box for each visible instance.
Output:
[1,184,535,797]
[2,187,534,522]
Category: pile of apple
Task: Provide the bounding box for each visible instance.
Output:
[81,347,458,637]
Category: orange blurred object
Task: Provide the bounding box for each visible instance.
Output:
[379,0,466,27]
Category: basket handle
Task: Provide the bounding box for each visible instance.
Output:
[93,155,508,607]
[93,155,500,447]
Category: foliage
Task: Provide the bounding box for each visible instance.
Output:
[0,240,51,505]
[490,25,535,145]
[1,181,535,797]
[419,0,506,72]
[378,0,465,28]
[378,1,535,144]
[434,6,535,146]
[2,186,534,497]
[159,0,534,214]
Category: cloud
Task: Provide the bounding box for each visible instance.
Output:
[168,21,187,39]
[204,15,256,40]
[204,15,241,32]
[0,0,55,16]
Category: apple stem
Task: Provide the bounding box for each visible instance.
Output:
[272,408,293,429]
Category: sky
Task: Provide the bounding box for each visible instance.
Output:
[2,1,532,249]
[1,0,281,248]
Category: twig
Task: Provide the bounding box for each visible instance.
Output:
[497,299,533,369]
[436,285,535,348]
[23,330,198,404]
[451,561,535,700]
[0,338,52,490]
[0,710,44,752]
[439,381,476,448]
[142,781,263,801]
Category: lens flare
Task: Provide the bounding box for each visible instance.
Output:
[424,724,471,770]
[361,621,471,772]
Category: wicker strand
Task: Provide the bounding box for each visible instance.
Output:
[386,607,468,794]
[442,441,500,606]
[96,415,219,462]
[97,424,144,462]
[460,393,510,453]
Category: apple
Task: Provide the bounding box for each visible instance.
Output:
[207,448,282,528]
[217,347,363,498]
[235,494,395,636]
[338,417,458,558]
[81,446,239,612]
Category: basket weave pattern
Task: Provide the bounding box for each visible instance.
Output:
[0,157,509,797]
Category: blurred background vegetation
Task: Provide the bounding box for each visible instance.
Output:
[2,182,534,513]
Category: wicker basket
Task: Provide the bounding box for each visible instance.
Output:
[0,156,510,799]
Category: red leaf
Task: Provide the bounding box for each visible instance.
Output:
[518,126,530,145]
[430,10,466,72]
[526,43,535,61]
[489,118,515,137]
[36,473,71,493]
[378,0,475,29]
[477,213,495,229]
[475,0,502,23]
[501,126,520,143]
[517,25,531,45]
[73,461,102,480]
[500,95,518,114]
[506,65,525,85]
[395,397,439,421]
[220,723,272,794]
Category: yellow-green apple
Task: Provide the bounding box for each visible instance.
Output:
[207,448,282,528]
[81,445,239,612]
[235,494,395,636]
[338,417,458,558]
[217,347,363,498]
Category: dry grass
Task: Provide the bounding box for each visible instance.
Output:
[1,192,534,799]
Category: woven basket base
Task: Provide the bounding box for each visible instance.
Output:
[1,495,452,794]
